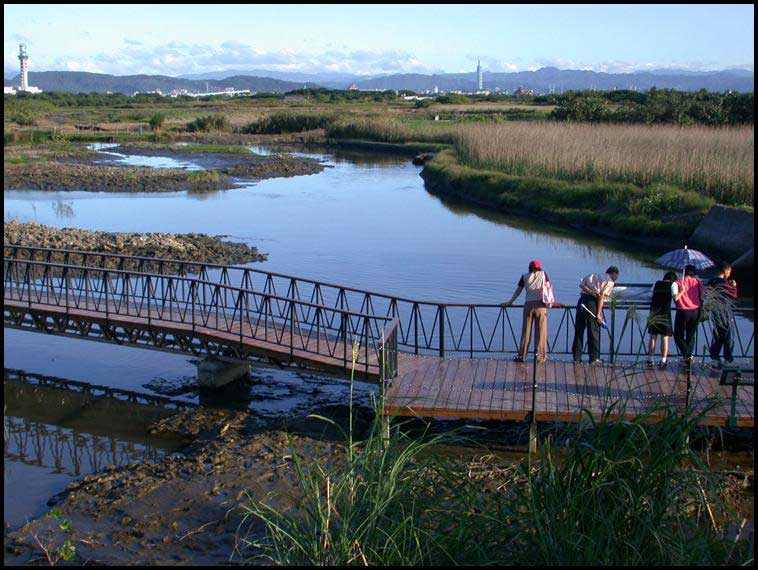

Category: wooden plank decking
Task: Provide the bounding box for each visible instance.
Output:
[387,354,754,427]
[5,295,754,427]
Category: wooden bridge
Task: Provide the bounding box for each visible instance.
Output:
[4,246,754,427]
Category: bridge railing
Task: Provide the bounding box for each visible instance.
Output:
[4,246,754,362]
[3,256,399,380]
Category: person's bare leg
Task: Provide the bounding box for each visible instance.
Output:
[647,335,656,365]
[661,336,669,361]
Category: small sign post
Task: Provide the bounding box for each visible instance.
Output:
[719,367,754,427]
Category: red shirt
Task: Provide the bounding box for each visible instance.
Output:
[674,276,704,310]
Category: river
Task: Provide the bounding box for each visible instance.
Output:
[3,143,753,530]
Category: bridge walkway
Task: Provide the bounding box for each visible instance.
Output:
[4,247,754,427]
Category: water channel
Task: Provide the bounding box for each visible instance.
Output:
[3,143,754,529]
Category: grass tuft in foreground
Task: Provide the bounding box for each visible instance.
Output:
[234,387,751,565]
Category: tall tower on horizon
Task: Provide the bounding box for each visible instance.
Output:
[476,59,483,91]
[18,43,29,91]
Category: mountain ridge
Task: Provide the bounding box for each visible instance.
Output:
[3,66,753,94]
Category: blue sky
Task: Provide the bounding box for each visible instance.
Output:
[4,4,754,76]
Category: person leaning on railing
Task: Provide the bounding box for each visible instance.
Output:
[572,266,619,365]
[646,270,678,369]
[502,259,554,363]
[707,261,739,367]
[672,264,704,365]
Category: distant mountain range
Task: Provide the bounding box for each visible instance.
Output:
[3,66,753,94]
[3,71,318,94]
[350,67,754,93]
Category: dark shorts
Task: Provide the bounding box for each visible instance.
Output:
[647,309,673,337]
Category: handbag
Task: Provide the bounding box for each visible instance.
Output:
[541,279,555,307]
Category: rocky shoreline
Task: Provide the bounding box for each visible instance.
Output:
[4,221,267,265]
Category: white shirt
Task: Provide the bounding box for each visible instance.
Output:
[580,273,615,300]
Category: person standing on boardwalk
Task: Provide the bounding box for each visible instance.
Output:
[672,264,704,364]
[646,271,677,369]
[503,260,554,363]
[572,266,619,364]
[707,261,738,366]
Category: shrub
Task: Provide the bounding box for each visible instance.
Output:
[242,111,335,134]
[185,114,230,133]
[148,112,166,132]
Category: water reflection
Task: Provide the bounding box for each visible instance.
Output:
[52,199,75,219]
[3,369,185,530]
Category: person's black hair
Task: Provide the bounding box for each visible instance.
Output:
[606,265,620,275]
[663,271,677,281]
[719,260,732,274]
[684,264,697,276]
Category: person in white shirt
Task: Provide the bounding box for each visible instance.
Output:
[503,260,552,363]
[572,266,619,364]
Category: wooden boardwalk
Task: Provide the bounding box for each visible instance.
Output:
[386,354,754,427]
[5,285,754,428]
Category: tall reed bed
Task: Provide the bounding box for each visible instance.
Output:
[454,122,754,206]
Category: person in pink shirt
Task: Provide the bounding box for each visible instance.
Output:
[672,264,704,364]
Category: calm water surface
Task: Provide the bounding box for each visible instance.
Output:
[5,145,668,302]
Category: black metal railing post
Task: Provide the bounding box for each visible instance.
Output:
[439,305,446,358]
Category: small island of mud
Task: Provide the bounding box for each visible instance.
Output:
[4,221,267,265]
[4,142,326,194]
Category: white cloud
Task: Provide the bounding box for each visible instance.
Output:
[37,40,444,76]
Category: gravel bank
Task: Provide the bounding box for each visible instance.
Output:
[4,221,267,265]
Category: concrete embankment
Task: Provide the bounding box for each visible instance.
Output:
[689,205,754,291]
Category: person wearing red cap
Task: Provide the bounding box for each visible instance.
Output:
[503,260,553,363]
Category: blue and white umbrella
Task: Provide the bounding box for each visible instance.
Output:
[655,245,714,272]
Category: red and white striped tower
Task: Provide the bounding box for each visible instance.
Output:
[18,44,29,91]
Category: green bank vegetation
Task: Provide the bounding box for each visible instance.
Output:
[321,116,752,241]
[236,397,752,565]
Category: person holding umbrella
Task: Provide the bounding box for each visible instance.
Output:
[572,266,619,365]
[654,245,714,365]
[673,264,704,364]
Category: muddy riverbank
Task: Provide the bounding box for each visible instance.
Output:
[3,398,752,565]
[3,406,344,565]
[4,143,325,193]
[4,221,267,265]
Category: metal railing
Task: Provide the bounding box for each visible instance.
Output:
[4,245,754,363]
[3,254,400,381]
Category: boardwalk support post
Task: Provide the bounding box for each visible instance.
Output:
[528,350,539,455]
[197,358,250,390]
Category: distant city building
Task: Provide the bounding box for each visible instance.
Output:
[11,44,42,94]
[348,83,359,90]
[514,87,534,96]
[477,59,483,91]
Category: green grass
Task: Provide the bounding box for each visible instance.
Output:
[234,361,751,565]
[423,150,713,242]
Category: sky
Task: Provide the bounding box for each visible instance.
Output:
[4,4,755,77]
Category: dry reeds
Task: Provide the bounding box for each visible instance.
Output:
[454,122,754,206]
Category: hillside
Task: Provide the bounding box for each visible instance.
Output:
[3,71,318,94]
